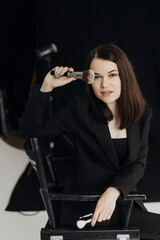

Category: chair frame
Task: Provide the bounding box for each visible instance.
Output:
[25,137,146,240]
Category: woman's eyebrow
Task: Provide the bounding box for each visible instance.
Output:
[94,72,102,75]
[108,69,118,74]
[94,70,118,75]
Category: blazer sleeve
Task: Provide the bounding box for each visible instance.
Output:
[106,107,152,198]
[19,86,77,138]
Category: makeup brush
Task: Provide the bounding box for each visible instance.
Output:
[76,213,93,229]
[76,218,92,229]
[50,69,95,84]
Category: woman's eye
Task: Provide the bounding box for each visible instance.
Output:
[109,73,117,78]
[94,75,102,80]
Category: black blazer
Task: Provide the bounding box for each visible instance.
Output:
[20,87,152,214]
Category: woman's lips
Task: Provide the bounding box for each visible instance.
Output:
[101,91,113,97]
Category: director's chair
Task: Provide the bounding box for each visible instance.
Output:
[24,137,146,240]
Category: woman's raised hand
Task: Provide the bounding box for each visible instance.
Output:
[40,66,75,92]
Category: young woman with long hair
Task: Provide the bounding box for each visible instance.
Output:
[20,44,160,239]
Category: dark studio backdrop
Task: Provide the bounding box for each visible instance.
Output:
[1,0,160,211]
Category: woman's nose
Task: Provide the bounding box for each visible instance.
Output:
[100,77,110,87]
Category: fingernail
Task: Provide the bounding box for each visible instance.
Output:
[68,67,72,70]
[55,73,59,77]
[91,223,95,227]
[72,78,77,81]
[59,72,63,76]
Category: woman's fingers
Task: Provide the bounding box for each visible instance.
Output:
[60,66,73,76]
[68,67,74,72]
[103,210,113,221]
[41,66,75,92]
[91,209,113,227]
[97,209,113,222]
[52,66,74,77]
[57,66,63,76]
[91,209,99,226]
[91,203,115,226]
[97,212,105,222]
[53,66,60,77]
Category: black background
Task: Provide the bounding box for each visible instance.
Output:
[1,0,160,208]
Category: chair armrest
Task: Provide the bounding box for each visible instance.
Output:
[49,192,146,229]
[49,192,146,201]
[120,193,146,201]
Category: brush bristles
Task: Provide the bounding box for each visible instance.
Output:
[82,69,94,84]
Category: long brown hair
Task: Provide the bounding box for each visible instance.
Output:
[85,43,147,129]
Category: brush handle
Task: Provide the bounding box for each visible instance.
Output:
[79,213,93,219]
[50,70,82,80]
[85,218,92,224]
[67,71,83,79]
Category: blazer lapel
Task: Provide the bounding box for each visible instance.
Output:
[89,114,120,170]
[122,121,140,168]
[90,112,140,170]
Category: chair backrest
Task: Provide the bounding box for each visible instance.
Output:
[24,137,74,229]
[24,137,74,188]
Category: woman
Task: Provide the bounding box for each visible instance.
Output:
[20,44,160,239]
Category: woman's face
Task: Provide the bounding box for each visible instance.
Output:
[90,58,121,107]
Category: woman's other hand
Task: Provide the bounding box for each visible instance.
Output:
[91,187,120,227]
[40,66,75,92]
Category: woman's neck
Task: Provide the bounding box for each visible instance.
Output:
[107,102,118,118]
[107,102,121,129]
